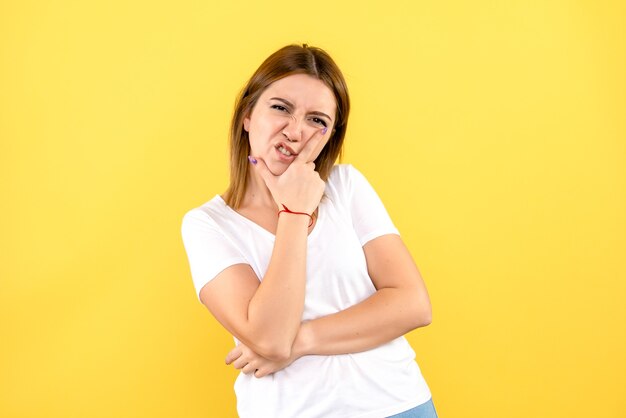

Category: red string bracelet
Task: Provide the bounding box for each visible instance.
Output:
[277,204,314,227]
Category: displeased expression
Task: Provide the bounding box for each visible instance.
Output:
[243,73,337,175]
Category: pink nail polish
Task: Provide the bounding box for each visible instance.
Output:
[322,127,328,135]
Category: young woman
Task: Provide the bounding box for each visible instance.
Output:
[181,44,438,418]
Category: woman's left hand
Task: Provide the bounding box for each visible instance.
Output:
[225,343,296,378]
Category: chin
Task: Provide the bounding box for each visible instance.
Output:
[267,163,289,176]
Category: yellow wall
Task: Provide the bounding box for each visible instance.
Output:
[1,1,625,417]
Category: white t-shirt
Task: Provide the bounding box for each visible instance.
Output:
[181,164,431,418]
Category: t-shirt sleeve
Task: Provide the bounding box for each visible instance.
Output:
[346,165,400,246]
[181,208,248,302]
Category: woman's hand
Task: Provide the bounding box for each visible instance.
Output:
[250,131,326,214]
[225,342,298,378]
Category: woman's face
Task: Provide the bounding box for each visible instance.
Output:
[243,73,337,175]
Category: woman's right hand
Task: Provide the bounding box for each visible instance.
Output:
[225,342,300,378]
[250,132,326,214]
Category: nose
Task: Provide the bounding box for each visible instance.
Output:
[282,115,303,142]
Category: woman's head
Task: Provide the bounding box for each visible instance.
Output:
[224,44,350,209]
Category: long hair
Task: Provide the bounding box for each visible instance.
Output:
[222,44,350,209]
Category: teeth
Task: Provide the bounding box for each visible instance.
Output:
[278,145,292,156]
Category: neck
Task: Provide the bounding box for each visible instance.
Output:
[242,168,276,210]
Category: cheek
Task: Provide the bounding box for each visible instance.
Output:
[312,138,332,160]
[247,123,276,153]
[249,114,280,136]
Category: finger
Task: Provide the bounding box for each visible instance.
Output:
[294,129,326,164]
[241,363,257,375]
[232,357,248,370]
[225,347,242,365]
[254,368,268,378]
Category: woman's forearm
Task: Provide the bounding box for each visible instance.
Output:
[225,287,430,377]
[293,287,432,357]
[245,214,310,360]
[291,234,433,357]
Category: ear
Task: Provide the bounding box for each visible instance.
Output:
[243,115,250,132]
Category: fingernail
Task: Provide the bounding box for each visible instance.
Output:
[248,155,257,165]
[322,127,328,135]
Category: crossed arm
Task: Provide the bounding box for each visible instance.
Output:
[201,230,432,378]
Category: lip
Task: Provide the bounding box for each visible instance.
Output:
[275,142,298,156]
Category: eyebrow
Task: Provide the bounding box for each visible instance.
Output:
[269,97,334,122]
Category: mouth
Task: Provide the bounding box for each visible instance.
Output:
[275,142,298,157]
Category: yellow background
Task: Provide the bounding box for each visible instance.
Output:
[1,1,625,417]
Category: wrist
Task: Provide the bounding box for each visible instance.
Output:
[293,321,316,358]
[277,204,314,227]
[277,212,311,231]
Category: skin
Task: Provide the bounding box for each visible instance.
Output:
[200,74,432,379]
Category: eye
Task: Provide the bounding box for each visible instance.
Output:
[310,117,327,127]
[271,104,288,112]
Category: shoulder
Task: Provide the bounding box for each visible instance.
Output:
[326,163,374,196]
[328,163,356,179]
[326,163,361,189]
[181,195,229,235]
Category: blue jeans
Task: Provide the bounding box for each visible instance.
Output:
[386,398,438,418]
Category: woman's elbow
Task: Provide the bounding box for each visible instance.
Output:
[419,307,432,327]
[411,302,432,329]
[416,287,433,327]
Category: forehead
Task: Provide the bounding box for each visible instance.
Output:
[261,74,336,118]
